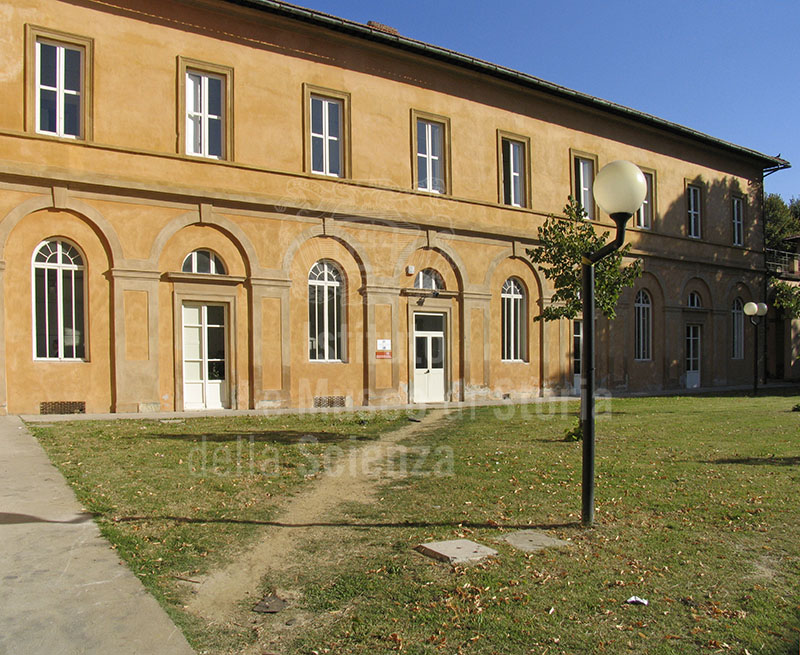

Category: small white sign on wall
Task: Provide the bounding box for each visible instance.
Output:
[377,339,391,351]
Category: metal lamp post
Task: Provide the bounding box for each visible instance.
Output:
[581,160,647,528]
[743,301,768,395]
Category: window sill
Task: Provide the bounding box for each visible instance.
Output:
[185,152,225,161]
[33,357,88,362]
[31,130,85,143]
[311,170,345,179]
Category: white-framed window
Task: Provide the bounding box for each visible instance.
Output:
[414,268,444,291]
[574,156,595,219]
[573,319,582,377]
[687,184,702,238]
[635,171,654,229]
[501,138,526,207]
[634,289,652,361]
[688,291,702,308]
[309,260,344,361]
[732,196,744,246]
[310,95,343,177]
[36,39,83,138]
[32,239,86,360]
[186,70,225,159]
[182,249,226,275]
[732,297,744,359]
[501,277,526,361]
[416,118,446,194]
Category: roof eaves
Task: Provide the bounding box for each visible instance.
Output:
[221,0,790,171]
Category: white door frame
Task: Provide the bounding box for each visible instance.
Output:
[171,283,239,412]
[572,319,582,395]
[411,311,447,403]
[182,302,229,410]
[686,323,701,389]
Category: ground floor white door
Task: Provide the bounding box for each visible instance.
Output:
[183,303,228,410]
[685,324,701,389]
[413,313,445,403]
[572,319,582,394]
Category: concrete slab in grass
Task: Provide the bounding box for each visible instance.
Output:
[502,530,570,553]
[416,539,498,565]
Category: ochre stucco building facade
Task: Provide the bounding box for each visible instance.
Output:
[0,0,789,414]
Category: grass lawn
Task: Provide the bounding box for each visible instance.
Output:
[273,394,800,655]
[27,411,411,653]
[29,393,800,654]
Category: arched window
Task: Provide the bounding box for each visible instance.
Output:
[414,268,444,291]
[687,291,702,308]
[182,249,226,275]
[501,277,526,361]
[33,239,86,359]
[634,289,652,361]
[309,260,343,361]
[732,297,744,359]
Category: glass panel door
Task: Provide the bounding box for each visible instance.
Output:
[183,303,228,409]
[412,313,446,403]
[685,324,700,389]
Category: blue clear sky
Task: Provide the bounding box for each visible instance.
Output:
[291,0,798,200]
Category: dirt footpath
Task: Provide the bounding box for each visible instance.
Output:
[184,409,452,650]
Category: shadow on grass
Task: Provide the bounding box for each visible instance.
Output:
[148,431,377,444]
[703,455,800,466]
[106,514,579,531]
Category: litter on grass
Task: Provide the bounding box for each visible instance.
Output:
[625,596,649,606]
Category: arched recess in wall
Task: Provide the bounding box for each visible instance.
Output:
[2,204,117,413]
[679,275,714,309]
[394,237,467,291]
[487,253,544,395]
[149,210,259,276]
[156,215,256,411]
[287,234,370,407]
[483,249,544,302]
[0,193,123,266]
[628,271,666,373]
[724,280,754,306]
[402,247,463,292]
[156,223,248,276]
[282,225,372,288]
[723,280,755,383]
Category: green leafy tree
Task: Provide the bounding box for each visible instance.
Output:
[527,197,642,321]
[764,193,800,250]
[770,278,800,319]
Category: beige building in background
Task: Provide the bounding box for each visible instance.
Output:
[0,0,790,414]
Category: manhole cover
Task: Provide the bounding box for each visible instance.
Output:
[502,530,570,552]
[416,539,498,565]
[253,594,287,613]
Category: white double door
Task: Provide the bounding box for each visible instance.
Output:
[413,313,445,403]
[183,303,228,410]
[685,324,701,389]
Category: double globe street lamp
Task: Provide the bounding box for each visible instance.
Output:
[743,301,768,395]
[581,160,647,528]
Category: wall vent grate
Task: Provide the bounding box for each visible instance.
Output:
[40,401,86,415]
[313,396,346,408]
